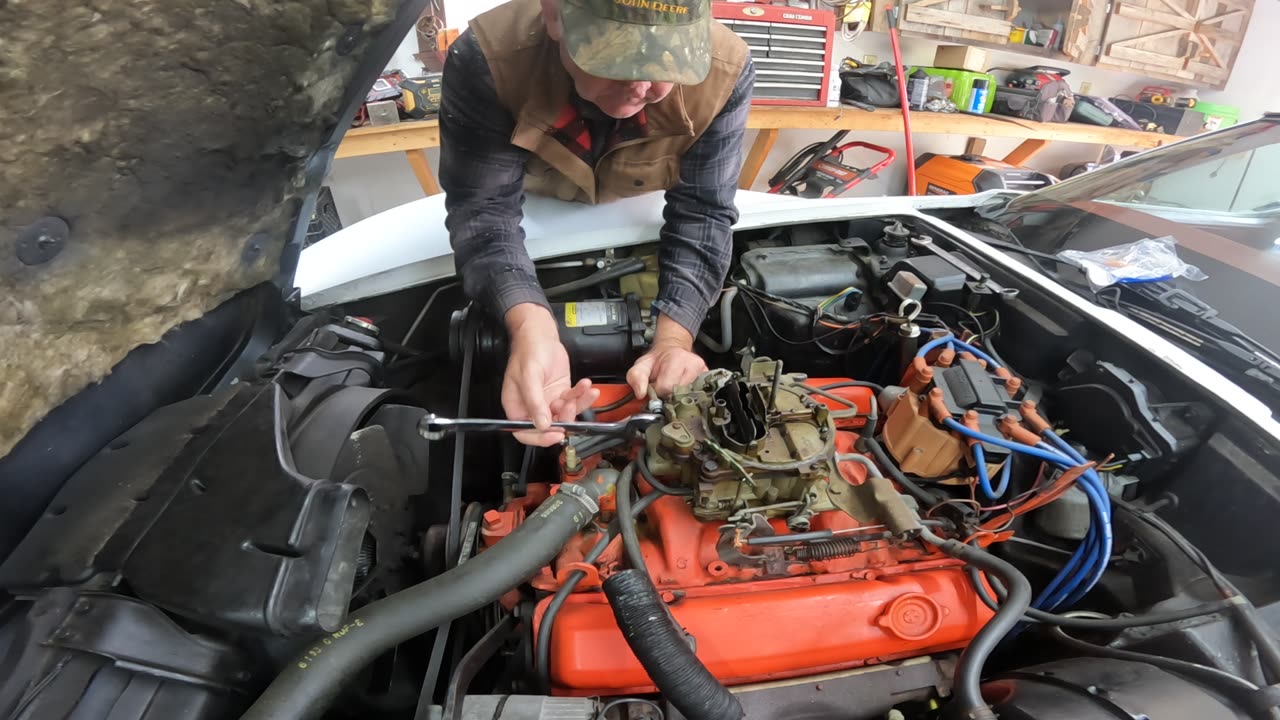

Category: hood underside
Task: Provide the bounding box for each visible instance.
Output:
[1,0,415,457]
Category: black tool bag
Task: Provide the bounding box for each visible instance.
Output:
[991,66,1076,122]
[839,61,900,108]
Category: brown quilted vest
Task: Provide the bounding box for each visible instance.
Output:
[469,0,748,204]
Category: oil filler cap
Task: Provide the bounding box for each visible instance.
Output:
[877,593,942,640]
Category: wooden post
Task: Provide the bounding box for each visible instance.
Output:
[739,128,780,190]
[1003,138,1049,167]
[405,149,442,196]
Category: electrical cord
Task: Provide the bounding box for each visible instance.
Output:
[1046,624,1280,720]
[598,698,665,719]
[927,301,991,346]
[941,417,1113,611]
[885,8,916,196]
[1038,433,1112,610]
[967,563,1237,627]
[971,444,1010,500]
[1114,498,1280,686]
[736,285,860,352]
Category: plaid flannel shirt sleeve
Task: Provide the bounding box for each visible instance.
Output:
[439,30,550,320]
[650,57,755,337]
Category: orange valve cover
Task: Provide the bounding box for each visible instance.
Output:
[537,565,992,694]
[517,378,997,696]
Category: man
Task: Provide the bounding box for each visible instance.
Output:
[439,0,753,445]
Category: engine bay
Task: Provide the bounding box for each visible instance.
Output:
[3,213,1280,720]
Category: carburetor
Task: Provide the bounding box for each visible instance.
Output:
[644,358,855,530]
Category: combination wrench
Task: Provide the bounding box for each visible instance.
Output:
[418,413,663,441]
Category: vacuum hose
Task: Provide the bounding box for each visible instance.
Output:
[603,569,744,720]
[919,528,1031,720]
[241,481,612,720]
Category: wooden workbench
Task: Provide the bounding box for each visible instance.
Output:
[336,106,1184,196]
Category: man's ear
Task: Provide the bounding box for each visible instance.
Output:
[539,0,563,41]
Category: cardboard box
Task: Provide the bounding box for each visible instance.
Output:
[933,45,988,73]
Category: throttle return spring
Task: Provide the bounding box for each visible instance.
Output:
[802,537,862,561]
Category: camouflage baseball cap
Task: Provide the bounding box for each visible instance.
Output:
[559,0,712,85]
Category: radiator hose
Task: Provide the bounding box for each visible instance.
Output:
[603,569,744,720]
[241,481,612,720]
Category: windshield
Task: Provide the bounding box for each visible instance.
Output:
[988,117,1280,400]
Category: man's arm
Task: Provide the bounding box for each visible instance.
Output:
[651,58,756,338]
[440,32,597,444]
[439,30,548,319]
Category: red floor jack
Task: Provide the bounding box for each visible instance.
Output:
[766,130,896,198]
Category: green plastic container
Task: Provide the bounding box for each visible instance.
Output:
[909,67,997,113]
[1193,101,1239,130]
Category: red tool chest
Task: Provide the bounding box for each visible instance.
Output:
[712,3,836,107]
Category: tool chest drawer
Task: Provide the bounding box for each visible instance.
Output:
[714,4,835,106]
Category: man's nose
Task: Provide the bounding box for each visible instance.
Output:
[624,81,651,99]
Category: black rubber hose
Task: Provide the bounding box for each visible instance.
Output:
[616,463,649,573]
[545,257,647,299]
[921,528,1031,720]
[967,564,1237,628]
[818,379,887,395]
[569,435,625,460]
[858,435,942,506]
[536,492,662,692]
[241,485,610,720]
[638,449,694,496]
[603,569,744,720]
[1115,498,1280,685]
[1046,625,1280,720]
[594,391,637,414]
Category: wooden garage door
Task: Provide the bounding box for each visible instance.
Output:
[1098,0,1254,89]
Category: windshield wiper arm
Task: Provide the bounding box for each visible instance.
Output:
[1104,283,1280,387]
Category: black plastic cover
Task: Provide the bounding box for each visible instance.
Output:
[0,383,372,636]
[1051,352,1211,469]
[886,255,968,300]
[933,359,1024,459]
[740,245,867,302]
[0,589,250,720]
[986,657,1246,719]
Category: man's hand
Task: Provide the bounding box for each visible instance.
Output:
[503,304,599,446]
[627,314,707,399]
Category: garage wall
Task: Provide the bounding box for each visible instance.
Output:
[328,0,1277,224]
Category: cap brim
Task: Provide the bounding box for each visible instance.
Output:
[560,3,711,85]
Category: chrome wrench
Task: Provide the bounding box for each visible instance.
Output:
[418,412,662,441]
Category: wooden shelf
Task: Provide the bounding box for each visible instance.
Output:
[898,28,1073,63]
[334,107,1185,195]
[745,106,1182,149]
[335,121,441,159]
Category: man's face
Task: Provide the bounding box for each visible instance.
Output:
[541,0,676,119]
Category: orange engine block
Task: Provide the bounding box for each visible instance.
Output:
[485,382,996,697]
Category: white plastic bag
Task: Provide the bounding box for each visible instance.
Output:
[1058,236,1207,290]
